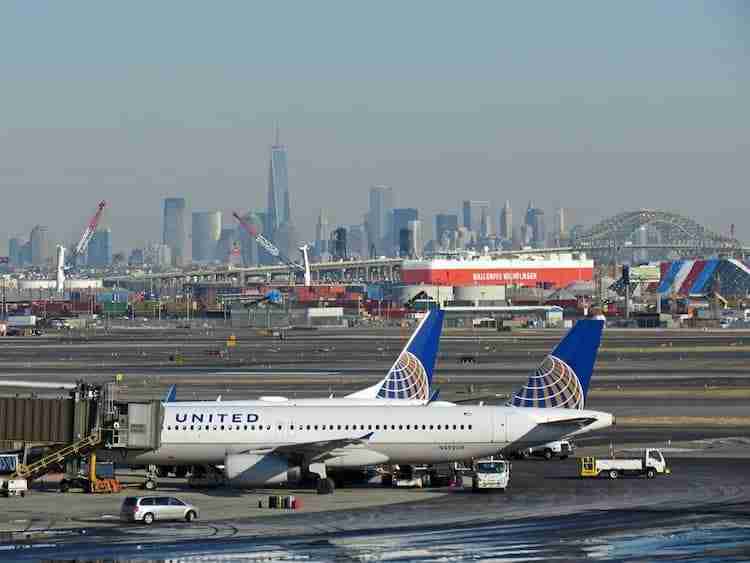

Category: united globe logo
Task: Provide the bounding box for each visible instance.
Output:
[510,355,584,409]
[377,350,429,400]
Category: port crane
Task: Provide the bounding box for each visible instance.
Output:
[53,200,107,293]
[68,200,107,268]
[232,212,311,286]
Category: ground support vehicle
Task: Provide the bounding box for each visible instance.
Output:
[472,457,510,491]
[579,448,670,479]
[0,478,29,497]
[513,440,575,460]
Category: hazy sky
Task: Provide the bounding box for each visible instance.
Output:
[1,1,747,254]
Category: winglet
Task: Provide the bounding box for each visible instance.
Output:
[360,432,374,441]
[164,384,177,403]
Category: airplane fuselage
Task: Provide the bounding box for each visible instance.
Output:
[127,403,612,467]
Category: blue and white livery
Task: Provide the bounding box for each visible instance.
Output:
[510,319,603,410]
[347,309,444,401]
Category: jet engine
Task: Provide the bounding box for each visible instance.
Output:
[224,454,302,487]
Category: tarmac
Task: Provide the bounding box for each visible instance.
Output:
[0,325,749,560]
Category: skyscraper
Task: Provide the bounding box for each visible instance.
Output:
[368,185,394,256]
[87,229,112,267]
[163,197,187,266]
[8,237,23,266]
[554,208,565,237]
[267,129,291,235]
[192,211,222,263]
[315,210,330,259]
[30,225,50,266]
[392,208,418,256]
[408,220,422,258]
[216,228,238,264]
[348,224,365,258]
[237,211,264,266]
[500,200,513,240]
[524,202,546,248]
[435,213,459,247]
[462,200,491,235]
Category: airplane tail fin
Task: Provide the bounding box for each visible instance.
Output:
[346,309,444,401]
[164,384,177,403]
[509,319,603,410]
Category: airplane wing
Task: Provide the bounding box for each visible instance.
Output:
[240,432,374,462]
[538,417,597,430]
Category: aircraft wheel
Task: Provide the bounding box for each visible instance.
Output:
[317,477,335,495]
[609,470,619,480]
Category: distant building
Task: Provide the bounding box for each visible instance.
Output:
[87,228,112,267]
[348,224,365,258]
[368,185,394,256]
[435,213,459,246]
[331,227,348,260]
[237,211,264,267]
[392,208,418,257]
[524,202,546,248]
[500,200,513,241]
[216,228,238,264]
[128,248,144,267]
[315,210,330,260]
[30,225,50,267]
[192,211,222,263]
[8,237,23,266]
[554,208,565,237]
[144,243,172,267]
[267,129,291,235]
[462,200,491,236]
[408,219,422,258]
[163,197,187,267]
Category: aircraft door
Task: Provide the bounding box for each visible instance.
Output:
[492,411,508,445]
[281,419,296,441]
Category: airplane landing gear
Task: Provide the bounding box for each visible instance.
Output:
[317,477,335,495]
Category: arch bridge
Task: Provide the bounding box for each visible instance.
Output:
[572,209,745,260]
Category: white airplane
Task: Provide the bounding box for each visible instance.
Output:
[127,320,612,494]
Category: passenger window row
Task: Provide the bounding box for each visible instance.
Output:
[165,423,474,432]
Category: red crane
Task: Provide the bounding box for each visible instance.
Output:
[70,200,107,264]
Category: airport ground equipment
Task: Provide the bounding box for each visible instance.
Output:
[514,440,575,460]
[0,478,28,497]
[58,452,122,494]
[579,448,670,479]
[11,431,102,483]
[0,453,19,474]
[388,465,434,488]
[472,457,510,491]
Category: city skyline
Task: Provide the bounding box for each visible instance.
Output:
[1,2,747,254]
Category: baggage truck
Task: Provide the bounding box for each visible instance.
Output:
[579,448,670,480]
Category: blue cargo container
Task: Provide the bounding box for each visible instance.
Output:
[0,454,18,474]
